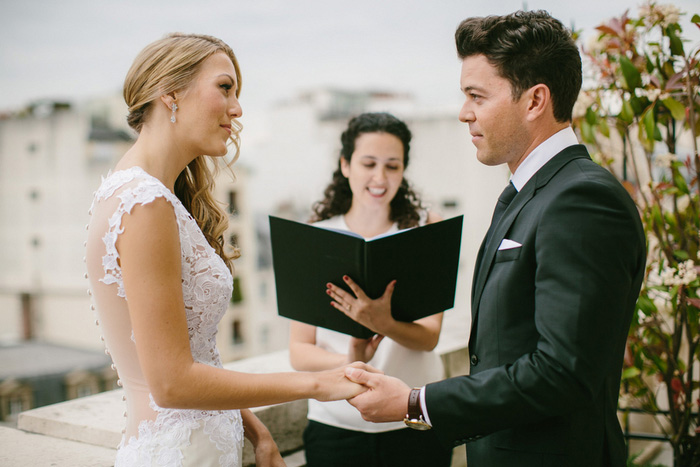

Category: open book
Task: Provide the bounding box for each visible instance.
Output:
[269,215,463,338]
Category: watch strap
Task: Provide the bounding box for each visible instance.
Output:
[407,387,422,420]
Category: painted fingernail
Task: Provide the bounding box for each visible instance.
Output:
[343,275,349,281]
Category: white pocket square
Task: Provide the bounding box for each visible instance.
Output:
[498,239,522,250]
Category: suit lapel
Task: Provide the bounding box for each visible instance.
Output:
[470,185,533,316]
[470,145,591,326]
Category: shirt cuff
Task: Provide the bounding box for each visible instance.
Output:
[419,386,432,426]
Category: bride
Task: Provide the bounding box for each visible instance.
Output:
[85,33,369,467]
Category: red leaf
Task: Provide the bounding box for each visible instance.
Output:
[666,72,685,91]
[671,377,683,393]
[596,25,620,37]
[687,297,700,308]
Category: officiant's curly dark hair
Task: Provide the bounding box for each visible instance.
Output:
[310,112,425,229]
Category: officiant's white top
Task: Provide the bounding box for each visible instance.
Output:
[307,214,445,433]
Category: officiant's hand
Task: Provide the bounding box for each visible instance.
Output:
[327,276,396,335]
[327,275,443,353]
[348,334,385,363]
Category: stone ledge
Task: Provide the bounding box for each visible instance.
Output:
[15,345,469,466]
[18,388,124,448]
[0,426,115,467]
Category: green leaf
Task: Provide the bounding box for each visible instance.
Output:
[620,99,635,123]
[598,117,610,138]
[637,124,654,152]
[637,295,657,315]
[619,56,642,90]
[580,120,595,144]
[641,105,656,144]
[675,250,689,260]
[667,26,685,56]
[645,53,655,73]
[692,14,700,24]
[622,367,641,380]
[647,351,667,374]
[662,97,686,121]
[630,95,644,115]
[688,306,699,334]
[674,172,690,194]
[664,211,676,227]
[650,204,664,227]
[585,107,597,125]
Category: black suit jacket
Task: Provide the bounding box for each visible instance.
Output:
[425,145,646,466]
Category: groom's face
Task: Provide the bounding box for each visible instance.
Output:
[458,54,530,171]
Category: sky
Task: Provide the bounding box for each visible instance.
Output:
[1,0,698,116]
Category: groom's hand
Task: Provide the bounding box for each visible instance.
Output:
[345,366,410,423]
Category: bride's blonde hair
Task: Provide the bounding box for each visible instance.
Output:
[123,33,242,270]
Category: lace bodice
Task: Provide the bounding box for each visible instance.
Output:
[85,166,243,466]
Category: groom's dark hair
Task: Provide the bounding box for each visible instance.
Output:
[455,10,582,123]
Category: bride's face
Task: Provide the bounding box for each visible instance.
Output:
[174,52,242,157]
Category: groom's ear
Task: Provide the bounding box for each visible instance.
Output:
[524,83,551,122]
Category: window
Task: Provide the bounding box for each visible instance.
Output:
[232,277,243,303]
[76,384,94,399]
[228,190,238,216]
[232,319,244,345]
[8,397,26,416]
[0,380,33,422]
[64,371,100,400]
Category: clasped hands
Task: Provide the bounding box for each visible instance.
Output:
[343,363,412,424]
[327,275,410,423]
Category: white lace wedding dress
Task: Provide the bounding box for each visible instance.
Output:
[85,166,244,466]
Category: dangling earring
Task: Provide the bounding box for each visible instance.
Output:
[170,103,178,123]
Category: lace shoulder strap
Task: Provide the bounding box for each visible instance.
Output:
[95,167,182,298]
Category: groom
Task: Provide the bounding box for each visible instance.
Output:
[346,10,646,467]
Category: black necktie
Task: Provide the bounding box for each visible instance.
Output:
[485,182,517,243]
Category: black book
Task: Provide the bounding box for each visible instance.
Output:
[269,215,463,338]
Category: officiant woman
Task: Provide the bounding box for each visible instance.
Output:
[289,112,453,467]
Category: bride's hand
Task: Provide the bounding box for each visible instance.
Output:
[242,409,286,467]
[314,362,383,401]
[253,437,286,467]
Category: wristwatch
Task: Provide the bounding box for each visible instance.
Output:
[403,387,431,430]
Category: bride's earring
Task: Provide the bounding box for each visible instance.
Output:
[170,103,178,123]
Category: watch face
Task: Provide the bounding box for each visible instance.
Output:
[404,418,432,431]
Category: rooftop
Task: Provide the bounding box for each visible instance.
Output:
[0,341,110,380]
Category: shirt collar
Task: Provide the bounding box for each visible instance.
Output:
[510,126,579,191]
